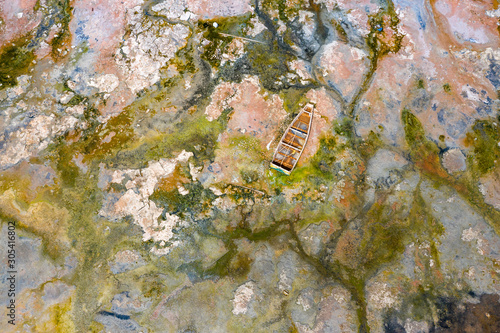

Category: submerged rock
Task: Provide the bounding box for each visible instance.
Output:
[442,148,467,173]
[316,41,370,101]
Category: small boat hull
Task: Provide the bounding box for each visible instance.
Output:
[270,104,314,175]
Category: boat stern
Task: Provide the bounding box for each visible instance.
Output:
[270,162,291,175]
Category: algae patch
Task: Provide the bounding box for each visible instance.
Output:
[465,116,500,175]
[0,35,35,90]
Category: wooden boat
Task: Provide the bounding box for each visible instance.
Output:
[270,103,314,175]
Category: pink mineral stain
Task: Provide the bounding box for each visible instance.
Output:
[0,0,42,47]
[432,0,500,48]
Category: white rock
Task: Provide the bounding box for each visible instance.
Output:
[232,281,255,315]
[479,172,500,210]
[486,8,500,18]
[204,81,238,121]
[101,151,194,255]
[442,148,466,173]
[404,319,429,333]
[0,113,79,168]
[59,92,75,104]
[115,7,190,93]
[88,74,120,93]
[367,282,398,309]
[152,0,190,20]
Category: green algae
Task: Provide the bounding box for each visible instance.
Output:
[0,35,35,90]
[0,167,34,202]
[269,164,312,189]
[191,210,292,278]
[402,108,426,145]
[79,109,134,162]
[348,0,404,120]
[269,135,346,190]
[170,43,197,76]
[64,178,132,331]
[329,196,412,278]
[402,109,500,235]
[146,114,222,161]
[317,183,445,332]
[366,3,404,61]
[198,14,254,69]
[42,132,142,331]
[202,240,252,278]
[359,206,409,274]
[443,83,451,93]
[310,135,338,177]
[53,138,80,187]
[295,205,341,230]
[151,181,216,218]
[227,134,262,151]
[332,18,349,44]
[334,117,357,144]
[260,0,305,22]
[66,94,85,107]
[49,0,72,61]
[279,87,314,114]
[245,37,296,92]
[402,109,464,184]
[465,116,500,175]
[289,321,300,333]
[44,299,75,333]
[240,169,260,184]
[108,107,230,169]
[41,106,135,170]
[358,131,384,160]
[0,197,69,262]
[402,108,441,165]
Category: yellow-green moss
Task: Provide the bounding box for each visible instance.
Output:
[465,116,500,175]
[0,35,35,90]
[245,38,296,92]
[260,0,306,22]
[198,14,253,69]
[49,0,73,61]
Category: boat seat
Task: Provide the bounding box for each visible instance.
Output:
[283,132,305,149]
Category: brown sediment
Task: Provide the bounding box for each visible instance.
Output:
[157,165,191,192]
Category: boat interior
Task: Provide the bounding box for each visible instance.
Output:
[291,113,311,133]
[271,104,314,174]
[282,128,307,150]
[271,145,300,171]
